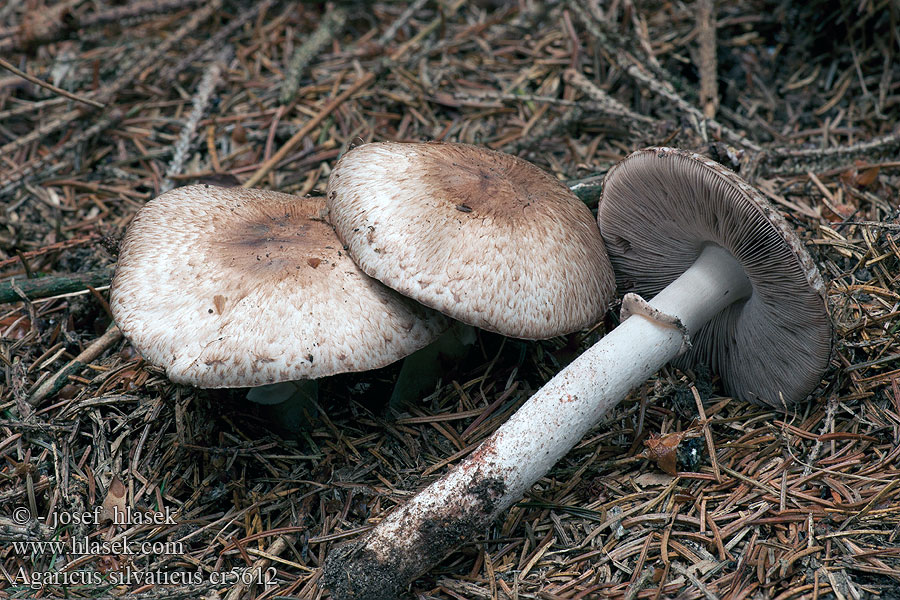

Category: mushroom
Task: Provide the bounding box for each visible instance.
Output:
[322,147,832,600]
[110,185,448,388]
[325,141,616,339]
[599,148,832,406]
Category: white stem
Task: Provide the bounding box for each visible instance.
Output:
[650,244,752,333]
[323,245,751,600]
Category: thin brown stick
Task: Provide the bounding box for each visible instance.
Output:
[0,236,98,270]
[692,386,721,482]
[222,535,295,600]
[0,57,104,108]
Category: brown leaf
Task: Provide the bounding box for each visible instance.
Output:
[643,431,688,476]
[825,203,856,222]
[840,161,880,188]
[855,165,880,187]
[100,476,127,523]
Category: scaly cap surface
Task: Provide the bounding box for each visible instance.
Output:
[326,142,615,339]
[111,186,447,387]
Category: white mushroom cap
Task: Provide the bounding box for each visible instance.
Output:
[598,148,832,407]
[325,142,616,339]
[110,186,448,388]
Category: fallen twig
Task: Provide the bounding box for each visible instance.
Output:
[162,49,231,192]
[0,235,99,270]
[280,6,346,105]
[0,56,104,108]
[763,127,900,175]
[28,325,123,406]
[0,266,115,305]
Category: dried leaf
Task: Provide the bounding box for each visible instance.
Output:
[855,165,880,187]
[826,203,856,222]
[840,161,880,188]
[100,476,127,523]
[643,431,688,476]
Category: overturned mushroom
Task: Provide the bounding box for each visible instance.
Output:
[322,148,832,599]
[325,141,616,339]
[600,148,832,406]
[110,186,447,388]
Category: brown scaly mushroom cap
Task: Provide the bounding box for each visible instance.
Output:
[325,142,616,339]
[110,186,448,388]
[598,147,832,407]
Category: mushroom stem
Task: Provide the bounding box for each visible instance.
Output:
[643,244,752,332]
[389,323,476,408]
[246,380,319,432]
[323,245,752,599]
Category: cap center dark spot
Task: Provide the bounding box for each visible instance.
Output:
[208,201,337,282]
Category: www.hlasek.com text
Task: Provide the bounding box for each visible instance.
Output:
[11,536,183,556]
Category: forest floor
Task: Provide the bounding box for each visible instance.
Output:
[1,1,899,598]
